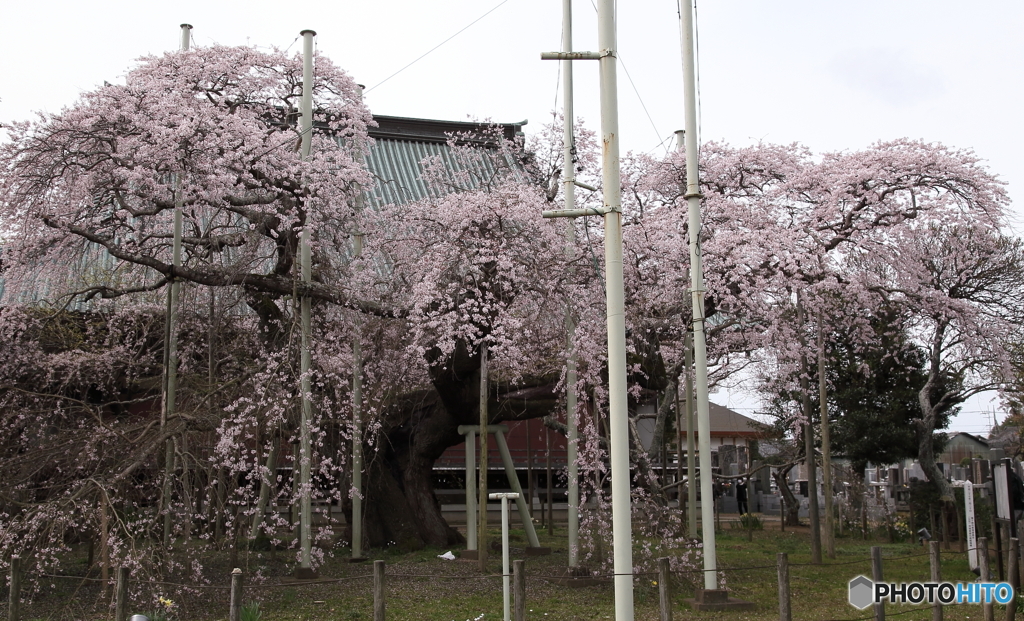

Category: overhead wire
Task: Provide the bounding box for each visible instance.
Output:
[587,0,667,155]
[365,0,511,94]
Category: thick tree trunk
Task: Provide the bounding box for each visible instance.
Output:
[917,324,954,503]
[773,465,800,527]
[357,340,560,551]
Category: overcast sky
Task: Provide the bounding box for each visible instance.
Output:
[3,0,1021,434]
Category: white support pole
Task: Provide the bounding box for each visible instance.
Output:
[179,23,191,51]
[298,28,316,573]
[561,0,581,570]
[490,492,519,621]
[466,429,478,550]
[161,21,193,547]
[541,4,632,613]
[677,0,717,590]
[596,0,634,617]
[351,316,364,559]
[350,84,368,561]
[494,431,542,548]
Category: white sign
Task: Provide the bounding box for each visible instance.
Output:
[994,462,1011,521]
[964,480,978,572]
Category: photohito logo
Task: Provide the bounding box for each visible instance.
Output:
[848,576,1015,609]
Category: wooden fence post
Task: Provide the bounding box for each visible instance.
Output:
[657,557,672,621]
[8,556,20,621]
[777,552,791,621]
[929,541,941,621]
[871,546,884,621]
[1005,538,1018,621]
[374,560,386,621]
[780,495,785,533]
[228,568,242,621]
[513,560,525,621]
[979,537,993,621]
[114,566,129,621]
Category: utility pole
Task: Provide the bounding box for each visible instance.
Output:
[297,28,316,579]
[161,22,192,547]
[678,0,718,591]
[478,343,490,573]
[560,0,581,571]
[542,0,634,615]
[350,85,368,562]
[351,230,365,560]
[818,315,835,559]
[797,293,822,566]
[684,332,697,539]
[675,130,698,540]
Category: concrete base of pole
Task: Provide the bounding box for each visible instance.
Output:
[547,567,610,588]
[687,590,755,612]
[291,567,319,580]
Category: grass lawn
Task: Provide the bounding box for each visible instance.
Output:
[4,519,1007,620]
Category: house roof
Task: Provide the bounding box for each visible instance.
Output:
[679,402,762,438]
[363,115,527,208]
[1,115,528,308]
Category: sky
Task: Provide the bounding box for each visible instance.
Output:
[2,0,1021,435]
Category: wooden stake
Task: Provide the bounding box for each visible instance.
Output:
[929,541,942,621]
[374,560,386,621]
[979,536,994,621]
[871,546,884,621]
[513,559,526,621]
[546,426,553,536]
[777,552,791,621]
[228,568,242,621]
[1005,538,1018,621]
[658,556,672,621]
[114,567,129,621]
[8,556,20,621]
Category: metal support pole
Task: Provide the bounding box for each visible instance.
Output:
[818,317,835,559]
[297,28,316,574]
[161,21,192,549]
[351,330,364,559]
[466,429,477,550]
[479,344,490,572]
[491,493,519,621]
[349,84,368,562]
[546,427,554,536]
[541,3,632,612]
[678,0,715,590]
[684,334,697,538]
[561,0,581,569]
[595,1,634,616]
[494,431,542,548]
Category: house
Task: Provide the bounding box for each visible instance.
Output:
[938,431,991,466]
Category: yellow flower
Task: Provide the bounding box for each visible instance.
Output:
[652,581,658,586]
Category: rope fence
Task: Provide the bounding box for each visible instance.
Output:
[7,538,1017,621]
